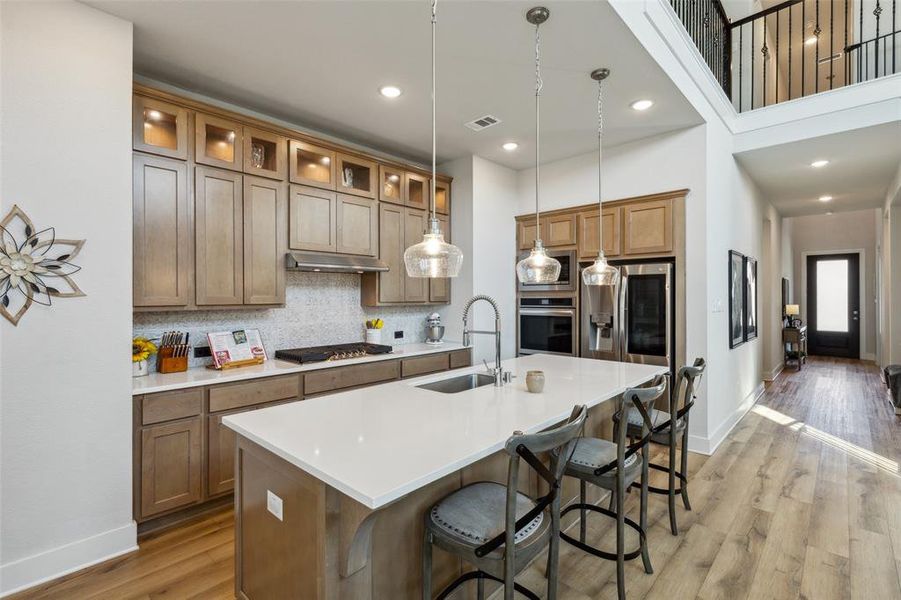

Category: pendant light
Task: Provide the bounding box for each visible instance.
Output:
[581,68,620,287]
[403,0,463,278]
[515,6,561,285]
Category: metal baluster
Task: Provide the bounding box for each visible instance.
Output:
[763,16,768,107]
[859,0,863,81]
[752,21,756,109]
[830,0,835,89]
[875,0,881,79]
[802,0,806,96]
[776,11,780,102]
[789,4,792,99]
[844,0,849,86]
[816,0,820,93]
[740,25,744,110]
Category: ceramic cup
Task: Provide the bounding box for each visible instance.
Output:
[365,328,382,344]
[525,370,545,393]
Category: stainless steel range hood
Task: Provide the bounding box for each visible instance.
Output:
[285,252,389,273]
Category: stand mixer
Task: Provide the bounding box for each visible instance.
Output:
[425,313,445,345]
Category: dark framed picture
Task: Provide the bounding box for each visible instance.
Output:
[781,277,790,317]
[729,250,745,348]
[745,257,758,341]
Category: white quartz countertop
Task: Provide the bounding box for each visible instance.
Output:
[132,342,466,396]
[223,354,667,510]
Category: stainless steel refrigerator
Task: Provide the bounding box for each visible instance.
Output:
[580,260,673,370]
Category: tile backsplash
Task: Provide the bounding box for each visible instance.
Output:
[134,271,448,368]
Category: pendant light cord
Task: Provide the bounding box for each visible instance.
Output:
[429,0,438,223]
[534,21,543,232]
[597,77,604,250]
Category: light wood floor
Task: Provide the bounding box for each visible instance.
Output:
[12,357,901,599]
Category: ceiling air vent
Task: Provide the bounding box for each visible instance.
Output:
[464,115,502,131]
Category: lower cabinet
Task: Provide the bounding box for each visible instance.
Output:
[139,417,202,519]
[134,348,470,529]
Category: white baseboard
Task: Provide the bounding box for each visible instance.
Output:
[763,363,784,382]
[0,521,137,597]
[686,382,765,456]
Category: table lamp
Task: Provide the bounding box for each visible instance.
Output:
[785,304,801,328]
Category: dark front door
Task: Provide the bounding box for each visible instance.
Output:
[807,253,860,358]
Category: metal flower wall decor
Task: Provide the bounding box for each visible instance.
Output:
[0,205,86,325]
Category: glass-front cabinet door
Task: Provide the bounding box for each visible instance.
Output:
[242,127,287,180]
[133,96,188,160]
[195,113,243,171]
[379,165,405,205]
[336,153,377,198]
[289,140,336,190]
[406,172,430,210]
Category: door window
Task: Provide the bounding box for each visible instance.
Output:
[815,259,849,332]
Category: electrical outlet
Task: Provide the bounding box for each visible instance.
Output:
[194,345,212,358]
[267,490,283,521]
[394,330,404,340]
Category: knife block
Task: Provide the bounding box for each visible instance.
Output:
[157,347,188,374]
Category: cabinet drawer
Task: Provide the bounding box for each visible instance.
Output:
[402,353,449,378]
[304,360,400,395]
[142,389,203,425]
[449,349,472,370]
[208,374,300,413]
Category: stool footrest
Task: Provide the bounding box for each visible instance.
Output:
[559,503,646,562]
[630,463,688,495]
[434,569,540,600]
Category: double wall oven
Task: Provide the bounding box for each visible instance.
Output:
[517,249,578,356]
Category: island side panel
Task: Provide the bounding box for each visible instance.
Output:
[235,436,328,599]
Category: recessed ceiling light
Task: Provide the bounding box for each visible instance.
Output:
[811,159,829,168]
[819,195,833,202]
[630,99,654,111]
[826,211,834,215]
[502,142,519,151]
[146,110,162,121]
[379,85,402,99]
[805,36,818,46]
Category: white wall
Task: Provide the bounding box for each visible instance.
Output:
[0,2,135,595]
[787,208,880,360]
[441,156,518,364]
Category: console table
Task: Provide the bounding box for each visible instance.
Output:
[783,325,807,370]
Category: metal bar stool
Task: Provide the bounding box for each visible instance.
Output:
[560,377,667,600]
[626,358,705,535]
[422,405,587,600]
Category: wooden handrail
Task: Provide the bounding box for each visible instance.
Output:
[730,0,803,28]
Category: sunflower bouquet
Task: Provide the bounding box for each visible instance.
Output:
[133,336,158,363]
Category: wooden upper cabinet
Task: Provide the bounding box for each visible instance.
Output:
[195,167,244,305]
[578,207,621,259]
[623,198,673,255]
[377,203,405,303]
[517,217,539,250]
[335,152,376,198]
[544,213,577,247]
[243,176,286,305]
[140,417,202,518]
[243,127,287,180]
[404,209,428,302]
[289,140,336,189]
[133,155,191,307]
[429,213,451,303]
[406,172,430,210]
[133,96,189,160]
[195,113,243,171]
[289,184,337,253]
[379,165,406,205]
[434,180,450,215]
[336,194,377,256]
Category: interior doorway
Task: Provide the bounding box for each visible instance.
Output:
[806,253,861,358]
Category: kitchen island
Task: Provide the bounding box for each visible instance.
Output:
[224,354,667,599]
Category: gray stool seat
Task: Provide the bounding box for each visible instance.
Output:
[429,482,545,552]
[566,438,641,485]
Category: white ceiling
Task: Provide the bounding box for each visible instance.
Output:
[86,0,703,170]
[734,122,901,217]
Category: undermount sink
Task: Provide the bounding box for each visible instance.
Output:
[416,373,496,394]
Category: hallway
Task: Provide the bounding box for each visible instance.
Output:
[10,359,900,600]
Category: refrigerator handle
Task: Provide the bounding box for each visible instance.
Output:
[619,274,628,359]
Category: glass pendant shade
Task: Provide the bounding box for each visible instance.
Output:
[404,218,463,278]
[516,240,561,284]
[581,251,619,286]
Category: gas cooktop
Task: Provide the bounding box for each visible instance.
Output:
[274,342,393,364]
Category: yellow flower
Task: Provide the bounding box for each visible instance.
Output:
[132,337,158,362]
